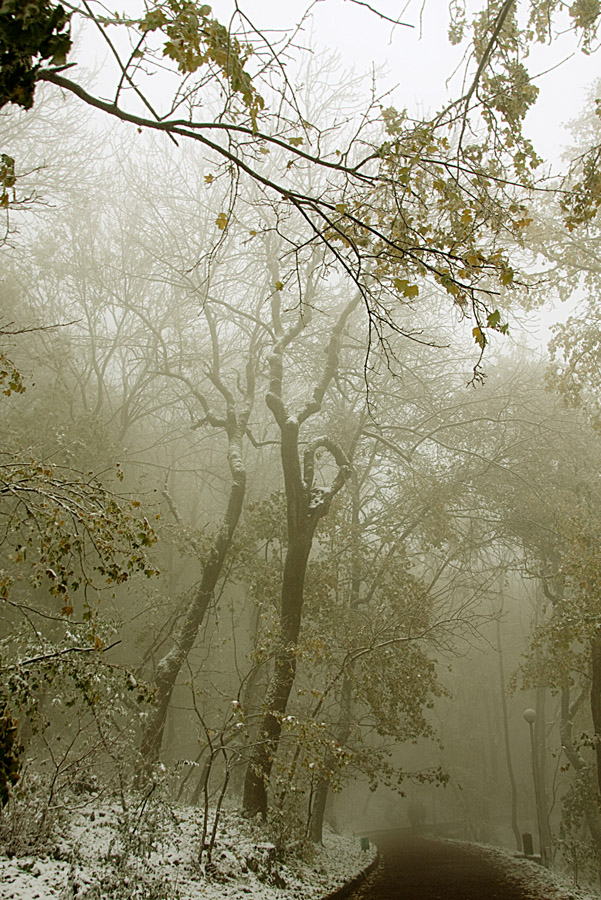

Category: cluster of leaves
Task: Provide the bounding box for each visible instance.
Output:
[325,108,521,354]
[0,628,153,847]
[273,712,353,786]
[446,0,601,245]
[0,0,71,110]
[0,350,25,396]
[557,507,601,654]
[352,749,449,796]
[518,502,601,693]
[569,0,601,47]
[561,146,601,231]
[451,1,601,65]
[518,597,589,693]
[20,0,601,381]
[0,153,16,209]
[472,3,540,133]
[139,1,264,127]
[3,631,105,722]
[558,768,601,883]
[229,491,287,662]
[0,460,158,615]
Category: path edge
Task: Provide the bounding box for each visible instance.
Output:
[321,850,381,900]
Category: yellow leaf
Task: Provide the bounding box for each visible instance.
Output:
[94,635,104,651]
[204,173,214,184]
[215,212,228,231]
[289,136,304,147]
[472,326,486,350]
[515,215,533,229]
[62,605,74,616]
[275,281,284,291]
[393,277,419,299]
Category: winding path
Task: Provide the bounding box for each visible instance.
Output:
[348,836,561,900]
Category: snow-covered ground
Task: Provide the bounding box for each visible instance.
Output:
[447,839,601,900]
[0,804,377,900]
[3,809,600,900]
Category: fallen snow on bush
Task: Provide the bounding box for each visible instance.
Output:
[0,804,376,900]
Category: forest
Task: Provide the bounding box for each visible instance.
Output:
[3,0,601,897]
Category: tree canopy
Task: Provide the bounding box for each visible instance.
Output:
[4,0,601,374]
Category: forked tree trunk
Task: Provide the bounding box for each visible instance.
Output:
[242,292,357,816]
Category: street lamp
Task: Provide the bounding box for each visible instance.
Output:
[523,708,548,865]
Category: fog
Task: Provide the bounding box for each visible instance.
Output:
[2,1,601,896]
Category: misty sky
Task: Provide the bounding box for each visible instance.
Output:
[206,0,601,161]
[82,1,601,164]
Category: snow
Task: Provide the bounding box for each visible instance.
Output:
[0,804,377,900]
[442,839,600,900]
[3,811,600,900]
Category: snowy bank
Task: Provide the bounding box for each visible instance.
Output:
[443,839,600,900]
[0,804,377,900]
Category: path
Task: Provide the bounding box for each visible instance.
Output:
[349,836,556,900]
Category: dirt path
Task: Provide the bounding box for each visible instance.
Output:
[349,837,554,900]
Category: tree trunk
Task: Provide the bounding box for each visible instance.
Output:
[242,527,313,816]
[310,488,358,843]
[308,671,353,843]
[535,684,553,862]
[560,687,601,862]
[309,473,361,843]
[138,448,246,771]
[496,615,521,850]
[591,638,601,798]
[230,604,269,800]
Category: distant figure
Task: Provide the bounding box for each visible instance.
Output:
[408,799,427,833]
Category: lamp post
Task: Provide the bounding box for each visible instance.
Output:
[523,708,547,865]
